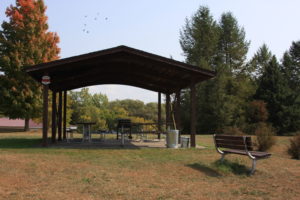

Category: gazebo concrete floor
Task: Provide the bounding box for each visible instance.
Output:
[49,138,206,149]
[50,138,167,149]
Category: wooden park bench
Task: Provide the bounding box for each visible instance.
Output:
[213,134,271,174]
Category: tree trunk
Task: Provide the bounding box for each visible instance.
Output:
[24,118,30,132]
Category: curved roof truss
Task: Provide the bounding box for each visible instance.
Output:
[26,45,215,93]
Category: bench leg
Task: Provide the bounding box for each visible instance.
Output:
[220,154,225,162]
[250,159,257,175]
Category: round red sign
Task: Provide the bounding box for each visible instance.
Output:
[42,76,50,85]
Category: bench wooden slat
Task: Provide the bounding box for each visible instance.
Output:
[215,135,253,150]
[215,135,251,141]
[216,143,253,150]
[223,149,271,158]
[216,141,252,150]
[215,139,251,146]
[216,143,247,150]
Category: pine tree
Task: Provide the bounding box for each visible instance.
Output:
[179,8,253,133]
[179,6,220,133]
[249,44,272,79]
[180,6,219,70]
[209,12,252,132]
[217,12,249,73]
[280,41,300,132]
[255,56,292,134]
[0,0,60,131]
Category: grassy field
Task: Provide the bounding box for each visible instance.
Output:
[0,131,299,200]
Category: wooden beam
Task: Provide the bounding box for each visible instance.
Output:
[42,84,49,146]
[50,72,178,93]
[63,91,67,140]
[157,92,162,139]
[58,91,62,141]
[51,91,57,143]
[166,93,171,130]
[51,78,171,94]
[190,82,196,147]
[52,63,187,87]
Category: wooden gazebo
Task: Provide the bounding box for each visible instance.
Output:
[25,45,215,147]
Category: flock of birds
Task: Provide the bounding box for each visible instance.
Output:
[82,12,108,34]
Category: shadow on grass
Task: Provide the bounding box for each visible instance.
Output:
[187,159,249,176]
[187,163,222,177]
[0,138,41,148]
[212,159,249,175]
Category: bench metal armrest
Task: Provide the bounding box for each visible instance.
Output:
[243,136,256,160]
[213,134,225,155]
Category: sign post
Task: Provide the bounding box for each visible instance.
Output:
[42,75,50,146]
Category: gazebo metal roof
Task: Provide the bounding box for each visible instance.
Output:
[25,45,215,93]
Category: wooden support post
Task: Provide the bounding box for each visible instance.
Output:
[51,91,57,143]
[166,93,171,130]
[190,82,197,147]
[42,84,49,146]
[175,90,181,142]
[157,92,162,139]
[58,91,62,141]
[63,91,67,140]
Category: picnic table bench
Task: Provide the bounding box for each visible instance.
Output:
[66,126,77,143]
[213,134,271,174]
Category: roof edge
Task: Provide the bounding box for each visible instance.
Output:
[25,45,216,77]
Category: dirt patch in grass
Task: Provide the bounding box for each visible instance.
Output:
[0,132,299,199]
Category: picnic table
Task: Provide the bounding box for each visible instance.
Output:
[76,122,96,142]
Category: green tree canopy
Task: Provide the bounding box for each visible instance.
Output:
[180,7,252,134]
[249,44,272,79]
[180,6,219,70]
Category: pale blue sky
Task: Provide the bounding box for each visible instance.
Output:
[1,0,300,102]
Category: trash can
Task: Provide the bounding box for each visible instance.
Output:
[181,137,190,148]
[166,129,179,148]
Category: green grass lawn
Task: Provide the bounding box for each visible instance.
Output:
[0,131,299,200]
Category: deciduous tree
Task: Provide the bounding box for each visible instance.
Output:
[0,0,60,131]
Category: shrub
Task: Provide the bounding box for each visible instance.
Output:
[287,134,300,159]
[255,123,276,151]
[222,126,244,136]
[247,100,268,124]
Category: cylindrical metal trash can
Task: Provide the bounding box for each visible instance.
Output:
[166,129,179,148]
[181,137,190,148]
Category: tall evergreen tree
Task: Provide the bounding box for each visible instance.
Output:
[179,8,252,133]
[282,41,300,91]
[280,41,300,132]
[217,12,249,72]
[0,0,60,131]
[209,12,251,132]
[180,6,219,70]
[249,44,272,79]
[255,56,292,134]
[179,6,220,133]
